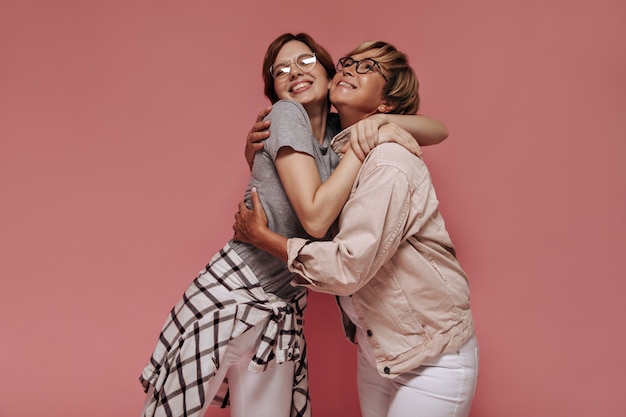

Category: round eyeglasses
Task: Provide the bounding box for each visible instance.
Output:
[336,56,388,81]
[270,53,317,78]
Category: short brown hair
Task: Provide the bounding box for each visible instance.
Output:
[345,41,420,115]
[262,33,336,103]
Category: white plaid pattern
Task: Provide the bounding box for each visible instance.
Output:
[140,243,310,417]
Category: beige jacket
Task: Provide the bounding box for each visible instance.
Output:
[288,139,474,378]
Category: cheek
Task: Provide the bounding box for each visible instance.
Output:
[273,80,288,100]
[361,79,385,103]
[328,83,342,102]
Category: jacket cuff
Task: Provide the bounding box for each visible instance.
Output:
[330,127,351,159]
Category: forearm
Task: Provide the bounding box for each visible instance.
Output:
[374,113,448,145]
[289,237,369,296]
[251,226,289,263]
[306,148,362,236]
[281,147,362,239]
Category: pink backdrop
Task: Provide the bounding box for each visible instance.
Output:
[1,1,625,416]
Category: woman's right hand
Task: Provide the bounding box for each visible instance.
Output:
[343,116,423,160]
[344,116,383,161]
[245,106,272,170]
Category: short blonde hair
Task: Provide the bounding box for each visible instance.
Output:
[345,41,420,115]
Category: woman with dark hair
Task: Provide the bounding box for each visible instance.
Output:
[139,33,448,417]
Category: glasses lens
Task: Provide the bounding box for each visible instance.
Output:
[356,59,377,74]
[337,57,354,70]
[271,53,316,78]
[272,64,290,78]
[297,54,316,71]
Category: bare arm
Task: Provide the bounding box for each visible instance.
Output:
[242,103,362,239]
[245,108,448,167]
[346,114,448,160]
[275,145,362,238]
[242,106,446,238]
[375,113,449,145]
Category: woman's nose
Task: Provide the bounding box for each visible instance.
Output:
[341,66,355,76]
[288,62,304,79]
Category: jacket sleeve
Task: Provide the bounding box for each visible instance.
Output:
[288,158,412,296]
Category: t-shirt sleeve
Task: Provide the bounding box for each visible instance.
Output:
[264,100,315,161]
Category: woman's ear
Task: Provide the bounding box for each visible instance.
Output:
[377,102,395,113]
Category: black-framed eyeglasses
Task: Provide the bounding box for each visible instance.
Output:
[336,56,388,81]
[270,53,317,78]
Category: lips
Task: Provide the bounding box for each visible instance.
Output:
[290,81,312,92]
[337,79,356,89]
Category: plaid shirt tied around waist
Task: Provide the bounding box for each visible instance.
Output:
[139,243,310,417]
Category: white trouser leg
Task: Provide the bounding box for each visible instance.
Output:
[204,322,294,417]
[227,350,294,417]
[142,321,295,417]
[357,343,392,417]
[357,334,479,417]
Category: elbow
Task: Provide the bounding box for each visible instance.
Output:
[305,279,360,296]
[437,126,449,144]
[307,228,327,239]
[428,126,449,145]
[302,220,331,239]
[332,285,359,297]
[327,268,367,295]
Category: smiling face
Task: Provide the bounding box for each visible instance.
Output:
[271,40,331,110]
[329,41,420,125]
[329,49,389,120]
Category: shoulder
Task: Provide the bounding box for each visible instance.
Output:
[365,143,428,180]
[266,100,311,133]
[371,142,422,164]
[264,100,314,157]
[268,100,308,120]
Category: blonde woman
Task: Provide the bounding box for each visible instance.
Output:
[234,40,478,417]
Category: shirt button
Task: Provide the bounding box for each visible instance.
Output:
[383,366,391,374]
[367,330,373,337]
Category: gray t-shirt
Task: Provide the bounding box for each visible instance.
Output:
[230,100,341,300]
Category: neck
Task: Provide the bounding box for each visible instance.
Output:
[336,105,376,130]
[304,101,330,144]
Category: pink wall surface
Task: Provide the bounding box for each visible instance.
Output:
[1,1,625,416]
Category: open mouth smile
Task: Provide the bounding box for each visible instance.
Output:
[290,81,312,92]
[337,80,356,89]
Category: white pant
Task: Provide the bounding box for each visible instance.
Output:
[356,333,479,417]
[142,322,295,417]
